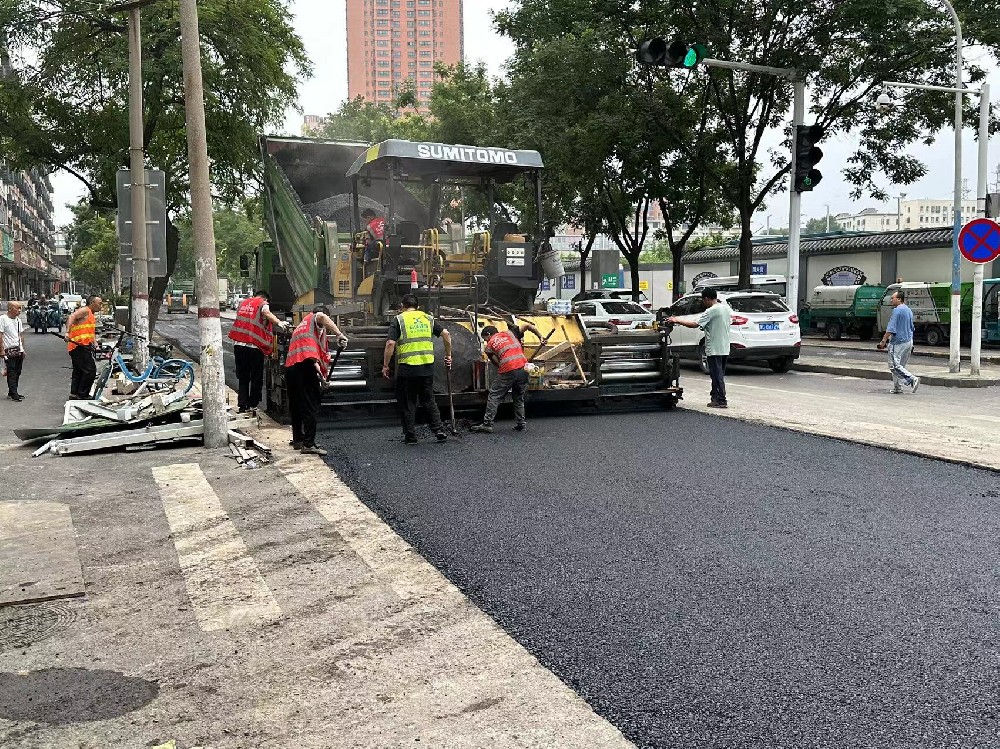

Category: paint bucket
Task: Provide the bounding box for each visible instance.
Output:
[537,248,565,279]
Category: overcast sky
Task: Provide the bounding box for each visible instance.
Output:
[50,0,996,232]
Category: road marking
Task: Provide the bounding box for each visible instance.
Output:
[152,463,281,631]
[280,461,447,601]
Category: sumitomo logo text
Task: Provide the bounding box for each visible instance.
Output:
[416,144,519,165]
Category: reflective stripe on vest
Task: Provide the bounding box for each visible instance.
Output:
[67,308,96,352]
[227,296,274,354]
[487,331,527,373]
[284,313,330,377]
[396,310,435,366]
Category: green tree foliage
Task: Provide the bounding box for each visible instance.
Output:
[496,0,999,290]
[174,207,266,283]
[804,215,844,233]
[66,204,119,295]
[0,0,308,326]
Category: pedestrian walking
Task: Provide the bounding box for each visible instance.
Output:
[667,287,732,408]
[877,289,919,394]
[470,324,535,433]
[65,295,102,400]
[284,306,348,456]
[382,294,452,444]
[0,301,26,401]
[228,290,288,414]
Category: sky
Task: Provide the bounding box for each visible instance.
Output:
[49,0,997,233]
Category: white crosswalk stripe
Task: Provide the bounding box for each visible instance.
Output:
[152,462,281,632]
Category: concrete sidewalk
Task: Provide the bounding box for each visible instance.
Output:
[0,322,632,748]
[794,346,1000,388]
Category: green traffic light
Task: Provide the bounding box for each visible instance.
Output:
[683,48,698,67]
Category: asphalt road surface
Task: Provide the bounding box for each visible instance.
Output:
[320,410,1000,748]
[155,307,238,391]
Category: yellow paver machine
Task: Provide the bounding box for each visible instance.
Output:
[257,136,682,422]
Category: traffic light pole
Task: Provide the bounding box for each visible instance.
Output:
[972,83,990,377]
[786,81,806,313]
[702,58,803,310]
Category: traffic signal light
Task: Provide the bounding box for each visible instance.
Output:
[793,124,824,192]
[636,39,708,69]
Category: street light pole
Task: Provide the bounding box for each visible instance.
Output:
[178,0,227,448]
[972,82,990,376]
[111,0,157,372]
[942,0,964,373]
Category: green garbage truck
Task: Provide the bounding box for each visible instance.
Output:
[800,284,886,341]
[875,280,1000,346]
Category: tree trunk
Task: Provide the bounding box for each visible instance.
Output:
[672,252,684,304]
[623,250,641,300]
[738,210,753,290]
[148,217,180,331]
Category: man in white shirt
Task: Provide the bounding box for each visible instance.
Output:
[0,301,25,401]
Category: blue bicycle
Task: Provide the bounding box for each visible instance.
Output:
[92,330,196,400]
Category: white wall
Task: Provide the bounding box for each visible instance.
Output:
[683,261,733,288]
[897,247,978,284]
[805,252,884,289]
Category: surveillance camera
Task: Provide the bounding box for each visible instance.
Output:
[876,92,895,111]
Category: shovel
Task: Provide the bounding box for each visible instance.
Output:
[445,367,458,435]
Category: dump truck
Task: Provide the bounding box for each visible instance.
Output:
[800,284,886,341]
[257,136,682,422]
[876,280,1000,346]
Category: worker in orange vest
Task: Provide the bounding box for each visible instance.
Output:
[284,306,348,456]
[65,295,103,400]
[470,321,541,434]
[227,290,288,414]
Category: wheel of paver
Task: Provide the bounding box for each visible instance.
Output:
[769,356,793,374]
[925,325,944,347]
[154,358,196,395]
[698,341,709,374]
[825,322,843,340]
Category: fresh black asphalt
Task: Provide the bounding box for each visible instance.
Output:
[321,410,1000,748]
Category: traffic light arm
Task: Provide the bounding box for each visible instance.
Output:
[701,58,798,80]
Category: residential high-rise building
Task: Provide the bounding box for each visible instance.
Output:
[346,0,464,109]
[0,164,66,299]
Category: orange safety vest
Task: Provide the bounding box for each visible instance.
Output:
[228,296,274,354]
[284,313,330,377]
[487,330,527,374]
[67,308,96,352]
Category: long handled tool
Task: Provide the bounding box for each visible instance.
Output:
[445,367,458,434]
[526,329,555,363]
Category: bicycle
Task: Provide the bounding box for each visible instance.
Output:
[91,330,196,400]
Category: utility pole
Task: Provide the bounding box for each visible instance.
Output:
[179,0,227,447]
[110,0,156,372]
[971,83,991,377]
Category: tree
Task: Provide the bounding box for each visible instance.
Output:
[804,215,843,234]
[66,204,119,295]
[174,206,267,283]
[0,0,308,327]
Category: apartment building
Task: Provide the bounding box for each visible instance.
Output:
[0,163,66,300]
[346,0,464,109]
[835,199,979,233]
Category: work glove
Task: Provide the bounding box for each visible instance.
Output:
[337,335,349,349]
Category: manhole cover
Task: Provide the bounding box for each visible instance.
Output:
[0,600,78,652]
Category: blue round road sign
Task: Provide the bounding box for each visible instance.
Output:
[959,218,1000,264]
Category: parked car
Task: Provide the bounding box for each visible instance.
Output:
[571,288,652,309]
[694,274,787,298]
[658,291,801,373]
[572,299,656,330]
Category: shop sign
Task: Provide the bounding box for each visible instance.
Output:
[0,231,12,262]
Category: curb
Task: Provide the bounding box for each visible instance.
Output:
[802,338,1000,364]
[792,361,1000,388]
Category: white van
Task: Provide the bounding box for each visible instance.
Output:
[695,274,787,297]
[58,293,84,314]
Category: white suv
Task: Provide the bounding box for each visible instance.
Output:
[658,291,801,372]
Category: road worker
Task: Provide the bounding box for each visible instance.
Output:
[228,290,288,414]
[470,324,533,433]
[65,295,102,400]
[284,306,348,456]
[382,294,452,444]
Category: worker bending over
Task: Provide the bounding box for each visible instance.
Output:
[228,290,288,414]
[470,321,541,434]
[382,294,452,444]
[285,306,348,456]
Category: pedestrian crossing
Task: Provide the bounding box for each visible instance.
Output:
[151,462,282,632]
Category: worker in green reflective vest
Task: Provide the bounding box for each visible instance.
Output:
[382,294,453,444]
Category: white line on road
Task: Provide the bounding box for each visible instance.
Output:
[280,460,448,601]
[152,463,281,632]
[726,381,841,399]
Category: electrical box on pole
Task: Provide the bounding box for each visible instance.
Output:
[793,125,824,192]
